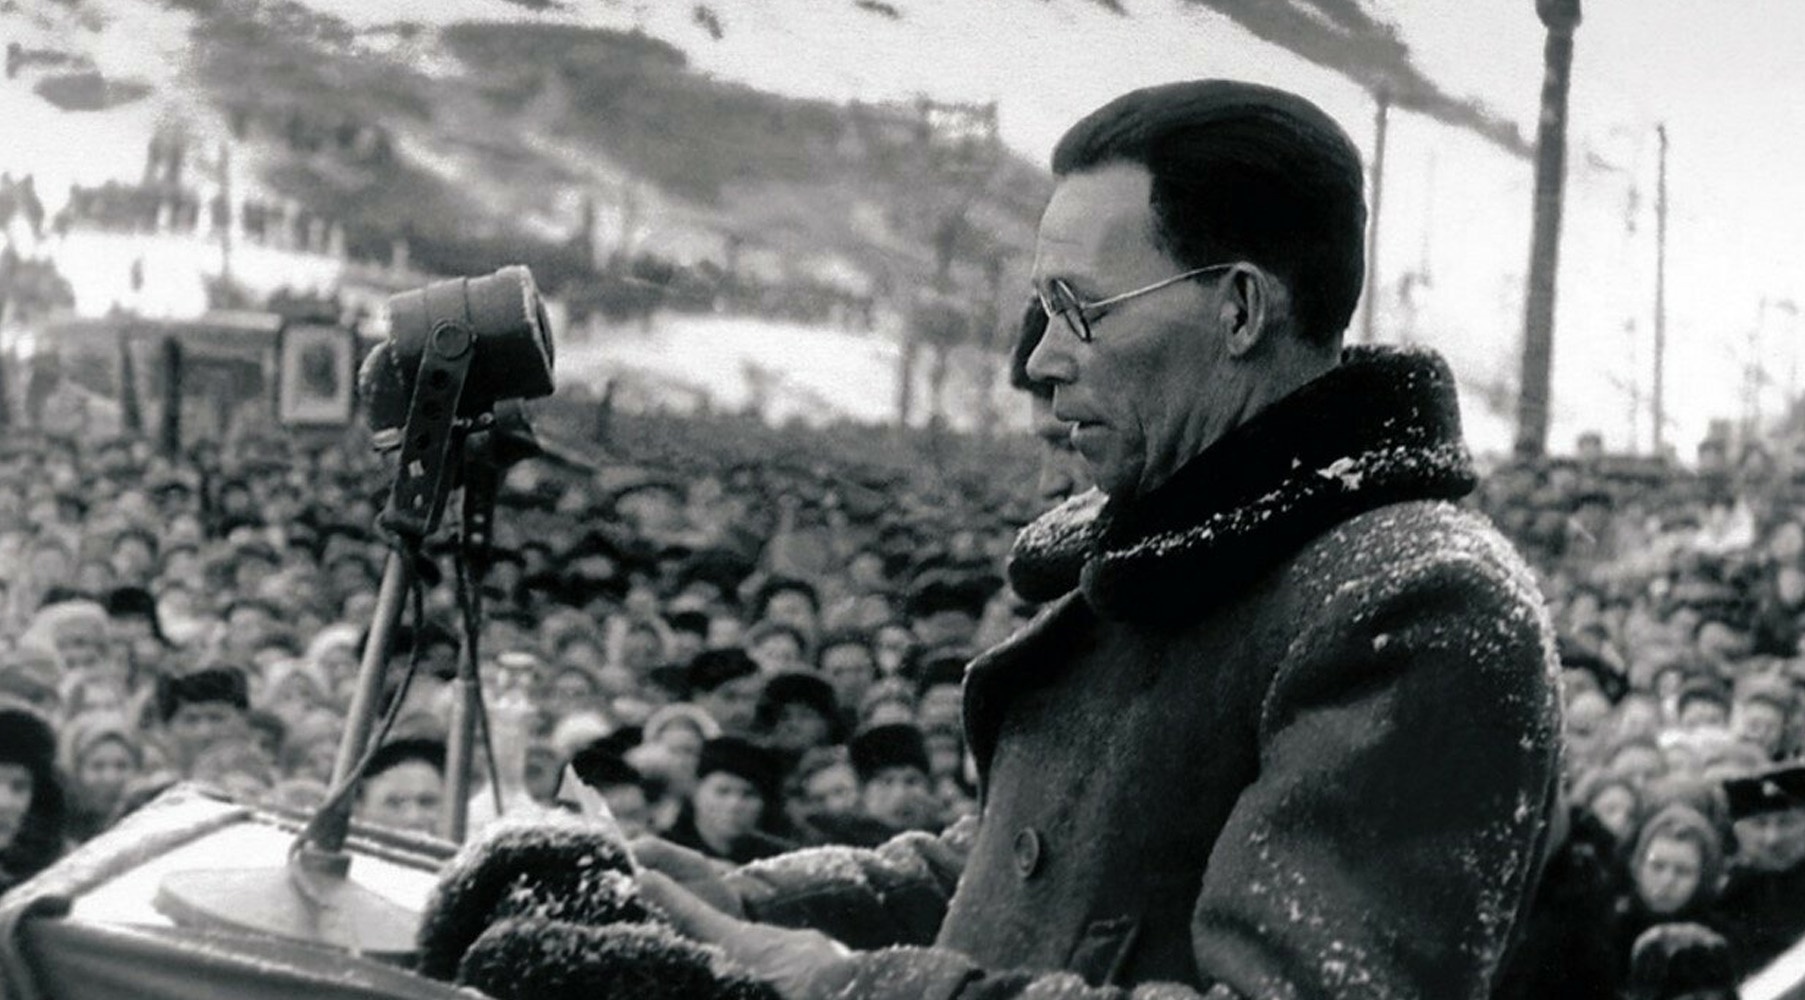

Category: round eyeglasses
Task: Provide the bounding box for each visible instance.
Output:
[1037,262,1242,343]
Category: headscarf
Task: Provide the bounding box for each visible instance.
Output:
[57,711,144,777]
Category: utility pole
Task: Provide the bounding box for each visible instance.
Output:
[1360,89,1390,344]
[1653,123,1668,458]
[1514,0,1581,459]
[218,141,234,285]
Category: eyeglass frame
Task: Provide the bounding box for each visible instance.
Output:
[1036,262,1246,344]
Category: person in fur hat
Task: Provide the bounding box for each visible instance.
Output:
[1623,922,1737,1000]
[503,80,1564,1000]
[0,706,67,894]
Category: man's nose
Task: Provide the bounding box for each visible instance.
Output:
[1024,322,1075,385]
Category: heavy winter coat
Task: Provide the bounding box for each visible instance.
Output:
[728,346,1562,1000]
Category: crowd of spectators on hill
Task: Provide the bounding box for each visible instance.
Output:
[6,396,1805,998]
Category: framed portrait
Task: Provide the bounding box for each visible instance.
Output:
[277,323,356,427]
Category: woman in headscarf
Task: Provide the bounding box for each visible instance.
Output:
[57,712,144,842]
[303,622,363,708]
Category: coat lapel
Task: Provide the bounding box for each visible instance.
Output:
[960,591,1094,793]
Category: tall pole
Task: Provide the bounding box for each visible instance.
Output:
[1361,90,1390,344]
[1653,123,1668,458]
[1513,0,1582,459]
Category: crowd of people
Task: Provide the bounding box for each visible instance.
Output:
[1480,436,1805,998]
[4,395,1805,998]
[0,411,1034,895]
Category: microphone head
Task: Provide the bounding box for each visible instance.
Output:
[416,815,635,980]
[457,917,781,1000]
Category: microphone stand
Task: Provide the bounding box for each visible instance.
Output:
[440,401,545,843]
[439,433,497,844]
[153,310,481,960]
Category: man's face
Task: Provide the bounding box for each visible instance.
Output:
[770,703,832,753]
[750,632,806,675]
[861,766,935,830]
[804,762,859,815]
[358,761,443,835]
[112,538,155,581]
[765,592,817,637]
[693,772,764,845]
[822,643,877,709]
[920,683,964,732]
[1679,698,1729,731]
[1734,808,1805,873]
[697,676,763,735]
[167,701,245,763]
[1028,163,1236,499]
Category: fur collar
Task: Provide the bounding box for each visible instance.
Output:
[1007,344,1477,622]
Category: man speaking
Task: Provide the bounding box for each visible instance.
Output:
[635,79,1561,1000]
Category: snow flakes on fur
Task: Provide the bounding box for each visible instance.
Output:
[457,917,779,1000]
[1008,345,1479,622]
[417,812,638,979]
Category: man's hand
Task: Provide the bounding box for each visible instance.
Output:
[629,835,744,918]
[639,869,858,1000]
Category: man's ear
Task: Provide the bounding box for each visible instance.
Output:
[1220,266,1278,359]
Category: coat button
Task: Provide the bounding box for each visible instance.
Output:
[1012,828,1044,879]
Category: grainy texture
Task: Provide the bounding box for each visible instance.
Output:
[733,346,1562,1000]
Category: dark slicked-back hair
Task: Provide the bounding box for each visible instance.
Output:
[1051,80,1366,347]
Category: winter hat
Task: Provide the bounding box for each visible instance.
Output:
[0,648,60,691]
[754,672,841,733]
[550,711,615,764]
[1735,673,1795,714]
[857,678,919,727]
[104,586,165,641]
[848,723,932,784]
[685,648,759,696]
[57,711,143,776]
[1625,922,1736,1000]
[904,570,997,621]
[641,703,720,746]
[0,706,57,775]
[364,737,447,782]
[20,598,108,654]
[569,745,645,794]
[1724,762,1805,820]
[154,666,250,723]
[0,706,66,877]
[1675,678,1732,719]
[0,667,59,717]
[915,651,969,696]
[304,623,363,665]
[695,737,781,804]
[675,548,754,602]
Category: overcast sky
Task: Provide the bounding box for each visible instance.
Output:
[584,0,1805,458]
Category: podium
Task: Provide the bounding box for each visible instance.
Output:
[0,785,467,1000]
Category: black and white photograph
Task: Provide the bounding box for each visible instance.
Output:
[0,2,1800,999]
